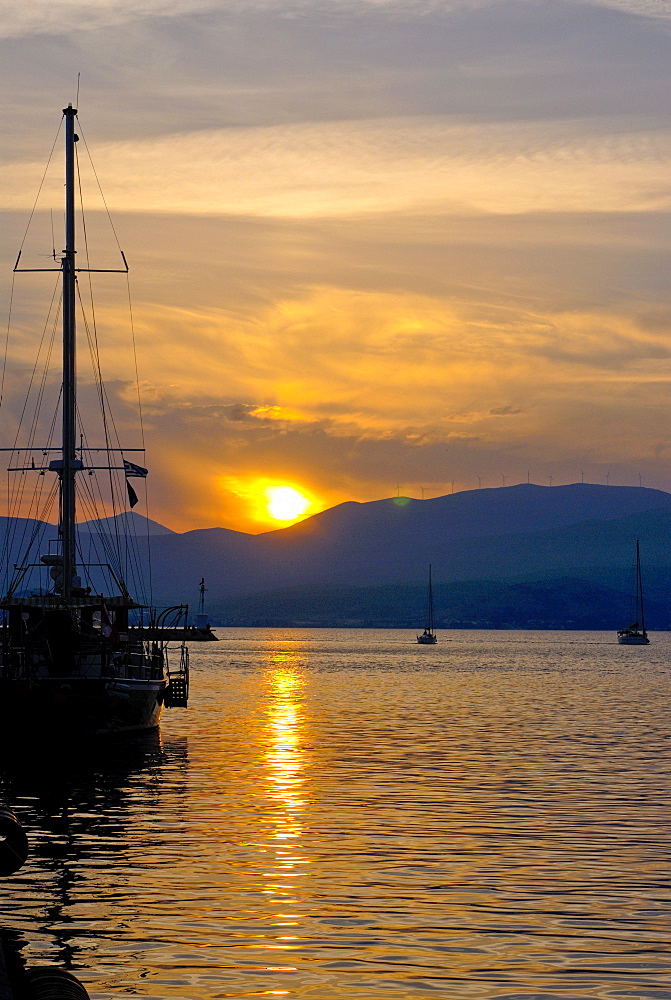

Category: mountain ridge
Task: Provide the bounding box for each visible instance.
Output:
[3,484,671,626]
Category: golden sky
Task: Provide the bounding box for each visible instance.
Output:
[0,0,669,532]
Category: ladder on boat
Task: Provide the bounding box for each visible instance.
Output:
[165,643,189,708]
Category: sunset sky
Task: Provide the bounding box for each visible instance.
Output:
[0,0,669,532]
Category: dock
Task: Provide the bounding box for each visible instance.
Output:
[129,625,219,642]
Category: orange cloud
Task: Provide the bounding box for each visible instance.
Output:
[53,281,664,529]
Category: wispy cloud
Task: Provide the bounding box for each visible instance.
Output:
[585,0,671,18]
[1,117,668,220]
[71,286,671,439]
[2,0,667,43]
[0,0,212,39]
[0,0,502,40]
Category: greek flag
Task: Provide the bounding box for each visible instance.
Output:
[123,459,148,478]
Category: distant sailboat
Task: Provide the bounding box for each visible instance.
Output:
[617,540,650,645]
[417,565,438,644]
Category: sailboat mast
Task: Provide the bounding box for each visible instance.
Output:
[61,103,78,600]
[637,540,646,634]
[427,564,434,632]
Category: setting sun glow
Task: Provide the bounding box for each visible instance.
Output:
[265,486,312,523]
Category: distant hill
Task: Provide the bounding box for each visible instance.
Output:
[78,511,176,536]
[0,510,173,596]
[3,483,671,628]
[145,484,671,602]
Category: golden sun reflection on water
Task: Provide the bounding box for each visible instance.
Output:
[261,652,309,965]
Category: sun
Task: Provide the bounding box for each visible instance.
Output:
[265,486,312,522]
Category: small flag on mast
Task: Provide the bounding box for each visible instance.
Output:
[101,601,119,644]
[123,458,147,508]
[123,459,148,478]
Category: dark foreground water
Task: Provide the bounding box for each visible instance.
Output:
[1,629,669,999]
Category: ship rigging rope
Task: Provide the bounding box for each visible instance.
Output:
[75,142,123,579]
[2,121,62,412]
[1,113,153,608]
[73,411,148,604]
[16,119,64,258]
[0,273,17,418]
[75,128,151,605]
[6,483,58,597]
[1,119,63,420]
[76,121,124,258]
[125,271,153,604]
[2,283,61,589]
[76,476,126,597]
[75,283,149,605]
[77,119,154,605]
[0,119,66,595]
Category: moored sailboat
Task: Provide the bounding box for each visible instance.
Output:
[0,103,189,736]
[417,564,438,644]
[617,539,650,645]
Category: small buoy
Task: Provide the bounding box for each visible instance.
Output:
[24,968,90,999]
[0,805,29,876]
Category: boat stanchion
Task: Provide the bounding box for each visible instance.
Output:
[0,805,28,877]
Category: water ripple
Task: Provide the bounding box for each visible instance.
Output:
[0,629,669,998]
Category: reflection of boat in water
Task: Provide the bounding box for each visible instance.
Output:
[417,565,438,644]
[0,729,188,993]
[0,104,189,736]
[617,539,650,645]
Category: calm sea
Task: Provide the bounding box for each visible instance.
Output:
[1,629,669,999]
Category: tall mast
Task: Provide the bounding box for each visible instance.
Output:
[427,564,434,633]
[61,103,78,600]
[637,540,646,635]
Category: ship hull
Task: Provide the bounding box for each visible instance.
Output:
[0,675,167,737]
